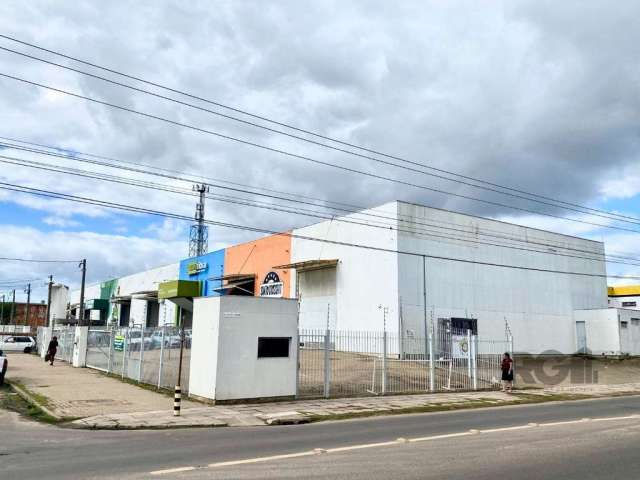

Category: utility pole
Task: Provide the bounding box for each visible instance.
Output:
[188,184,210,257]
[79,259,87,326]
[24,283,31,326]
[46,275,54,328]
[10,289,15,324]
[1,294,5,325]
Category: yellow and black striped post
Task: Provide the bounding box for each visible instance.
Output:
[174,385,181,416]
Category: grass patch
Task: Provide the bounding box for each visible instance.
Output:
[8,379,51,407]
[0,382,60,424]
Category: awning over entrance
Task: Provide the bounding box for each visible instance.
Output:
[272,259,338,272]
[110,295,131,305]
[85,298,109,311]
[208,273,255,283]
[130,290,159,301]
[158,280,201,312]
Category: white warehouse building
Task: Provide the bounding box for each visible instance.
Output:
[64,201,609,355]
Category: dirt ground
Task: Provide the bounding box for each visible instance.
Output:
[298,350,640,398]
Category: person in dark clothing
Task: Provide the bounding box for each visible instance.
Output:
[46,336,58,366]
[501,352,514,392]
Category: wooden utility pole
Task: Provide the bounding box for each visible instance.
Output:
[9,289,15,324]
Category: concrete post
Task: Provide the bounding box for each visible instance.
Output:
[72,326,88,367]
[467,329,472,383]
[429,327,435,392]
[122,329,127,379]
[138,325,144,382]
[472,335,478,390]
[158,325,165,389]
[509,334,515,387]
[107,327,114,374]
[323,329,331,398]
[382,330,388,395]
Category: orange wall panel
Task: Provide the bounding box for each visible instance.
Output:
[224,233,293,297]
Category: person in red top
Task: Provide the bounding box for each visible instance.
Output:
[501,352,514,392]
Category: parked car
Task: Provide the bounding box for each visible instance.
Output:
[126,330,153,351]
[0,336,36,353]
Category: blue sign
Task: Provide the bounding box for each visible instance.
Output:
[179,249,225,297]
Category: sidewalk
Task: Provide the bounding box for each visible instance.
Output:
[5,353,640,429]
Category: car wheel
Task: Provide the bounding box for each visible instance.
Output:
[24,347,32,354]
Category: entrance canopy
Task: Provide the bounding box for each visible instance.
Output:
[158,279,201,312]
[272,259,338,272]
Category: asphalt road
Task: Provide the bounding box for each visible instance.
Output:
[2,395,640,480]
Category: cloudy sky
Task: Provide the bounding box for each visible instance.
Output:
[1,0,639,301]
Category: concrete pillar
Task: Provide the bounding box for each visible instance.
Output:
[72,326,88,367]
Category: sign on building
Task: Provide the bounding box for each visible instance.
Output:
[187,261,207,276]
[260,271,283,298]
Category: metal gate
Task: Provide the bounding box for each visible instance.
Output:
[86,328,114,372]
[53,327,74,363]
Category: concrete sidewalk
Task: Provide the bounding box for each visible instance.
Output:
[5,353,199,418]
[5,353,640,429]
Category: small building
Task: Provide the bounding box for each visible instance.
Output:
[574,308,640,356]
[608,285,640,309]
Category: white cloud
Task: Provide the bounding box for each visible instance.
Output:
[42,216,81,228]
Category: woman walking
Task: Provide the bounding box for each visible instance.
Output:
[46,336,58,366]
[501,352,514,392]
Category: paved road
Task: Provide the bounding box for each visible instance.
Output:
[2,395,640,479]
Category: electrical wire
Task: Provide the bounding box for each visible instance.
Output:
[9,152,640,268]
[2,71,639,236]
[2,34,638,224]
[4,138,639,262]
[0,179,636,280]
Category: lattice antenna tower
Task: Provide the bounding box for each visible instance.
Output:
[188,184,210,257]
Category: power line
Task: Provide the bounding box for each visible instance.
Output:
[2,71,640,237]
[5,139,640,263]
[0,256,78,263]
[2,34,637,225]
[0,179,636,280]
[4,45,639,226]
[7,152,640,268]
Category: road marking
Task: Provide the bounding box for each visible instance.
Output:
[480,424,533,434]
[409,432,473,443]
[150,466,196,475]
[327,440,400,453]
[592,414,640,422]
[208,451,317,468]
[148,413,640,475]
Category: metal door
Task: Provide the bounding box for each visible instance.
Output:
[575,321,587,354]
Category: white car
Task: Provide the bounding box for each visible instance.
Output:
[0,335,36,353]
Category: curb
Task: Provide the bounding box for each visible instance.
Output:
[9,382,62,421]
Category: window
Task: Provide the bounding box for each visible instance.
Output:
[257,337,291,358]
[621,321,629,329]
[622,301,637,307]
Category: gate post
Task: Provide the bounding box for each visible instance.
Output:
[382,330,387,395]
[467,329,472,385]
[509,334,515,388]
[323,329,331,398]
[158,325,165,389]
[429,328,435,392]
[472,335,478,390]
[138,325,144,382]
[107,327,114,374]
[122,328,127,379]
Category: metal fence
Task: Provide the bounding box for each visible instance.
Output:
[298,327,512,398]
[86,325,192,393]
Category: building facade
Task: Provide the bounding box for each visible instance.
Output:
[67,201,609,354]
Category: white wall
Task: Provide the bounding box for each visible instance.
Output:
[291,202,400,332]
[189,296,299,402]
[49,284,69,323]
[574,309,621,355]
[396,202,608,354]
